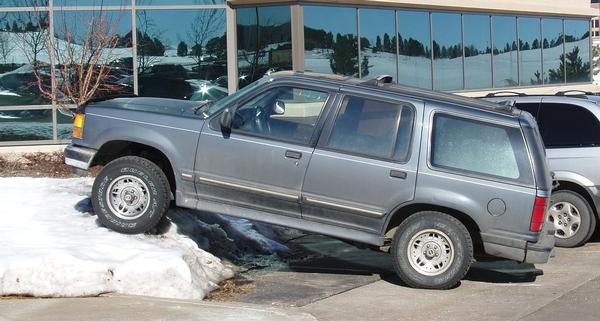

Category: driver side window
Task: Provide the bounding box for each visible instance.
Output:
[232,86,329,145]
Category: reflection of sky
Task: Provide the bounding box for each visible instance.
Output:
[359,8,394,43]
[463,14,489,51]
[55,10,131,39]
[432,12,461,47]
[237,6,290,27]
[304,5,355,35]
[398,11,429,47]
[492,16,516,51]
[564,19,589,40]
[519,17,541,45]
[138,9,225,48]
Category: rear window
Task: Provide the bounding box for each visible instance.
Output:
[431,113,533,184]
[538,103,600,148]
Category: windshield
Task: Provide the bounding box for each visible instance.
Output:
[203,78,269,117]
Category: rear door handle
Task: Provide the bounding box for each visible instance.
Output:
[390,170,407,179]
[285,150,302,159]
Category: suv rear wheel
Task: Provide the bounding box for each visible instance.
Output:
[391,211,473,289]
[548,190,595,247]
[92,156,171,234]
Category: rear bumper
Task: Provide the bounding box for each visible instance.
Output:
[481,223,555,264]
[64,144,97,171]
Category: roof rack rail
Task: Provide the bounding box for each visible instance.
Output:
[485,91,526,98]
[555,90,595,96]
[365,75,394,87]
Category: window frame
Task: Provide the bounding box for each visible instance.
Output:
[427,110,535,187]
[317,92,416,164]
[209,82,336,147]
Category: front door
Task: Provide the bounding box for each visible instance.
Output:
[301,92,422,232]
[195,85,332,218]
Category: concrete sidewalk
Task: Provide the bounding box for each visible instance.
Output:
[0,295,316,321]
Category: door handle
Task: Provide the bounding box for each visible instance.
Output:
[285,150,302,159]
[390,170,407,179]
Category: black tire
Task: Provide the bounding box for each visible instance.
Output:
[391,211,473,289]
[548,190,595,248]
[92,156,171,234]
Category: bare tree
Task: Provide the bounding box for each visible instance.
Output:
[0,32,15,64]
[136,10,163,73]
[17,4,127,111]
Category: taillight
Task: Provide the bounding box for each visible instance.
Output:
[530,196,548,232]
[72,113,85,139]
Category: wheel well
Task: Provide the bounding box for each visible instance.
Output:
[91,141,176,198]
[555,181,599,220]
[384,203,484,257]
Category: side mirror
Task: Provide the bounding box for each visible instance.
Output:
[219,108,233,130]
[273,100,285,115]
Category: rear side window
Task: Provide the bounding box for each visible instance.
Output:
[325,95,414,161]
[515,103,540,119]
[538,103,600,148]
[431,113,533,184]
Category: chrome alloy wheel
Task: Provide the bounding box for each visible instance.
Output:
[106,175,150,220]
[407,229,454,276]
[548,202,581,239]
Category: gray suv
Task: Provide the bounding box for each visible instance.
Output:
[64,72,554,289]
[485,91,600,247]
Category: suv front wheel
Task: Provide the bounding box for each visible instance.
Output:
[92,156,171,234]
[391,211,473,289]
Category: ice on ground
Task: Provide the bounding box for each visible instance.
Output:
[0,177,236,299]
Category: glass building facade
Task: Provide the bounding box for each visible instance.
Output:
[0,1,592,145]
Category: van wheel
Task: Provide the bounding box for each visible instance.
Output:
[548,191,595,247]
[92,156,170,234]
[391,211,473,289]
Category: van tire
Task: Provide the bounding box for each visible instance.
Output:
[549,190,594,247]
[391,211,473,289]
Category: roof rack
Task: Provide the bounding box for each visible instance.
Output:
[365,75,394,87]
[555,90,595,96]
[485,91,526,98]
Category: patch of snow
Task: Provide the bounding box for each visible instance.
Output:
[0,177,234,300]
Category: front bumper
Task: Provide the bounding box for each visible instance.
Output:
[64,144,97,171]
[481,223,555,264]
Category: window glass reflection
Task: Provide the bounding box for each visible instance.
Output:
[432,12,462,91]
[0,0,48,7]
[0,108,53,141]
[492,15,518,87]
[359,8,395,80]
[136,0,224,5]
[0,11,50,106]
[397,10,431,89]
[237,6,291,88]
[463,14,491,89]
[304,6,358,76]
[564,19,590,83]
[519,17,542,85]
[136,9,226,101]
[55,0,127,6]
[543,18,564,84]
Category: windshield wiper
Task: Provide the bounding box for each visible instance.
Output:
[193,100,214,115]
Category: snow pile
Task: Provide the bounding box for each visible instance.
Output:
[0,177,235,299]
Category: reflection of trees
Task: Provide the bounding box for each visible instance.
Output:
[13,11,48,68]
[548,47,590,82]
[398,35,430,57]
[187,8,224,73]
[135,10,164,72]
[329,33,368,76]
[0,30,15,64]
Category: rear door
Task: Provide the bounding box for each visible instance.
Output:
[300,90,422,233]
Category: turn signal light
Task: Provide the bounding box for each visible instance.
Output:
[72,113,85,139]
[530,196,548,232]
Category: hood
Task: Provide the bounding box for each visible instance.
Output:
[89,97,205,118]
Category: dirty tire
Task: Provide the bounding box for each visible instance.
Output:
[549,190,594,248]
[391,211,473,289]
[92,156,170,234]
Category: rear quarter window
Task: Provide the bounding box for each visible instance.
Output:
[431,113,533,185]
